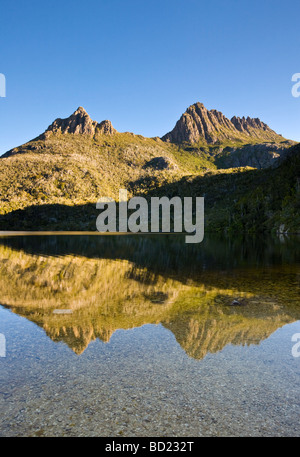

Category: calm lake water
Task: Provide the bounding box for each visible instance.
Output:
[0,234,299,437]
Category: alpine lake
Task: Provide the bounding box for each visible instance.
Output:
[0,233,299,437]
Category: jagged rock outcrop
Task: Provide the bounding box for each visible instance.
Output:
[46,106,97,135]
[230,116,279,140]
[45,107,116,136]
[162,102,283,144]
[97,119,116,135]
[231,115,269,133]
[2,107,117,158]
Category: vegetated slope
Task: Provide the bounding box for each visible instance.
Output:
[0,107,218,215]
[0,105,298,233]
[136,144,300,233]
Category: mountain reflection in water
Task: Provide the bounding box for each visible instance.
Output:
[0,234,299,358]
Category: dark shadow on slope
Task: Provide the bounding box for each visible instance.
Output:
[0,202,99,231]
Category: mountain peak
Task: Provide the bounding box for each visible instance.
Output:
[45,108,116,136]
[162,102,283,144]
[73,106,89,116]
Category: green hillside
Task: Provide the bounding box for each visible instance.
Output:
[0,105,299,233]
[0,131,217,216]
[137,144,300,234]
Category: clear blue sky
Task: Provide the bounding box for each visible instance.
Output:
[0,0,300,155]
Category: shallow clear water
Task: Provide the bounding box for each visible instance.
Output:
[0,234,299,437]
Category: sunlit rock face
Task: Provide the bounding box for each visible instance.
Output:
[45,107,116,136]
[162,102,283,144]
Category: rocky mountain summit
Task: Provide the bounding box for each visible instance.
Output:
[0,103,298,234]
[162,102,283,144]
[45,106,116,136]
[2,107,117,158]
[2,104,293,168]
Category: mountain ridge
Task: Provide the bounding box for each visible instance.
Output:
[162,102,284,144]
[2,102,289,160]
[44,106,116,137]
[0,103,298,233]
